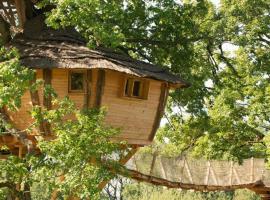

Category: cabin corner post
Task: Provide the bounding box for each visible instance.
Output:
[95,69,105,108]
[29,72,46,135]
[148,82,169,141]
[30,71,52,135]
[84,69,92,109]
[43,69,52,110]
[43,69,52,135]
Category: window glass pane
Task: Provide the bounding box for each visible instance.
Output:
[70,72,84,91]
[132,81,141,97]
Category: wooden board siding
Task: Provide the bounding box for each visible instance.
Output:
[101,70,161,144]
[7,68,163,145]
[95,69,105,108]
[51,69,95,109]
[7,69,43,131]
[8,69,95,131]
[84,70,92,108]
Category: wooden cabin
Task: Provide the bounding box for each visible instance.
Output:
[0,0,189,151]
[3,16,188,147]
[0,0,190,155]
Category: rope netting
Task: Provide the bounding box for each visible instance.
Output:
[126,153,270,190]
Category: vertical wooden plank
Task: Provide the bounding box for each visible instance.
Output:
[95,69,105,108]
[43,69,52,110]
[29,73,40,106]
[148,83,169,141]
[43,69,52,135]
[84,70,92,109]
[18,145,23,158]
[29,72,45,134]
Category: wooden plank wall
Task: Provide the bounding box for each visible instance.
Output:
[7,69,162,145]
[101,70,161,145]
[7,69,43,131]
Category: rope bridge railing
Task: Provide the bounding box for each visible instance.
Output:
[125,153,270,191]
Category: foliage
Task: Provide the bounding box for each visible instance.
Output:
[0,0,269,198]
[122,181,260,200]
[0,47,123,199]
[0,47,34,111]
[158,0,270,161]
[37,0,270,161]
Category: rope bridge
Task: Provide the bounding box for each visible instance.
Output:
[125,153,270,199]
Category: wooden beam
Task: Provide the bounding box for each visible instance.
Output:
[43,69,52,135]
[148,83,169,141]
[43,69,52,110]
[30,73,40,106]
[29,72,47,135]
[95,69,105,108]
[98,147,138,190]
[84,70,92,109]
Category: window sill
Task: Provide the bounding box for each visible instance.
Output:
[68,91,86,95]
[120,95,147,101]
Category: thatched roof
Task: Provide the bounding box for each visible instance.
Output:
[9,16,189,88]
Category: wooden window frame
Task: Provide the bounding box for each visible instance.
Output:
[68,70,87,93]
[121,76,149,100]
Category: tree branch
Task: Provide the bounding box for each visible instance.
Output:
[218,44,241,78]
[207,44,220,84]
[0,181,22,199]
[126,36,202,47]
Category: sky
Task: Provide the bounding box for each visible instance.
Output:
[211,0,220,7]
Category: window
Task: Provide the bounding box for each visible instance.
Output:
[123,77,149,99]
[69,71,85,93]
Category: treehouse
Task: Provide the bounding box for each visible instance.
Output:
[0,16,188,151]
[3,2,270,200]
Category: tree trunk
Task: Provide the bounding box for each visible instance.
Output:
[0,15,11,45]
[22,184,32,200]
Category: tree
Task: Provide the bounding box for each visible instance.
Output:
[0,0,270,198]
[37,0,270,161]
[0,47,125,199]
